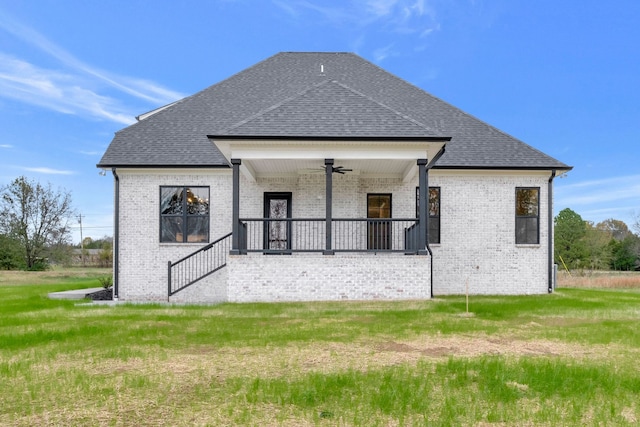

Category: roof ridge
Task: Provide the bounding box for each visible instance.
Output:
[329,80,441,136]
[99,51,571,170]
[220,79,334,134]
[221,78,443,137]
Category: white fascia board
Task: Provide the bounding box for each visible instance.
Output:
[431,169,554,178]
[116,168,230,176]
[222,140,446,161]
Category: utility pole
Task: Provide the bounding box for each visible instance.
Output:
[78,214,85,267]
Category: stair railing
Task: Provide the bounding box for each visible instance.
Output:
[168,232,232,297]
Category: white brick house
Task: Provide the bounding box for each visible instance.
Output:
[98,52,571,303]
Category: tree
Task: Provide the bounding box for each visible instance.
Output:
[596,219,631,241]
[554,208,588,268]
[610,234,640,271]
[0,234,25,270]
[633,211,640,236]
[0,176,75,270]
[583,222,612,270]
[79,235,113,250]
[98,241,113,267]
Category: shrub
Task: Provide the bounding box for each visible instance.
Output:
[98,276,113,290]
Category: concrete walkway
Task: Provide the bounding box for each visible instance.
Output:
[48,287,103,300]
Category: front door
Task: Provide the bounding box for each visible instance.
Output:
[368,194,391,250]
[264,192,292,253]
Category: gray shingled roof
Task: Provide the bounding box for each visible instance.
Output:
[98,52,571,170]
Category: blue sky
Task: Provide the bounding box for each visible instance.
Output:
[1,0,639,244]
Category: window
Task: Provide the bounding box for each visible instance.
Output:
[416,187,441,244]
[515,187,539,244]
[160,186,209,243]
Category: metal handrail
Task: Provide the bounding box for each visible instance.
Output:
[168,232,232,297]
[239,218,419,253]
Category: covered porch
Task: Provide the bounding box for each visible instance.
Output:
[168,136,448,302]
[214,137,448,256]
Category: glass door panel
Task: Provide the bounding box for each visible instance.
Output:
[264,193,292,252]
[367,194,391,250]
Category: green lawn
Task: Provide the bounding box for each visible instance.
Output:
[1,270,639,426]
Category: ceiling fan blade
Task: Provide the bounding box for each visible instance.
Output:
[333,166,353,174]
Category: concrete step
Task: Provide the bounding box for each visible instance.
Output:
[48,287,104,300]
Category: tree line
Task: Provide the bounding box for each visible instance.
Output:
[0,176,111,270]
[555,208,640,271]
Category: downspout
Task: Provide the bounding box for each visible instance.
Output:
[111,168,120,301]
[425,146,446,298]
[548,170,557,293]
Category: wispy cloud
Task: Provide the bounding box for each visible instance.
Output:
[365,0,399,17]
[272,0,441,61]
[79,150,104,156]
[373,44,398,62]
[0,144,13,148]
[0,10,184,123]
[555,174,640,223]
[275,0,354,24]
[556,175,640,205]
[22,167,75,175]
[0,54,135,125]
[272,0,300,18]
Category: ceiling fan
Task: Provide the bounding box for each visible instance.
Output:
[300,164,353,174]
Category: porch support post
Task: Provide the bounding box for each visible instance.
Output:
[230,158,242,255]
[324,158,334,255]
[417,159,429,255]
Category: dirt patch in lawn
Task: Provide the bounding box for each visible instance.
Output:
[58,334,627,383]
[19,333,633,427]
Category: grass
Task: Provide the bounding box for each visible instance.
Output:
[558,270,640,289]
[1,269,639,425]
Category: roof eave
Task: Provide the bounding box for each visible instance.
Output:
[207,135,452,142]
[96,163,231,169]
[432,165,573,171]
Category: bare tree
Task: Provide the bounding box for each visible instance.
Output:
[596,218,631,241]
[0,176,75,269]
[633,211,640,236]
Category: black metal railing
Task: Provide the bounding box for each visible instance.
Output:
[238,218,420,253]
[168,232,232,297]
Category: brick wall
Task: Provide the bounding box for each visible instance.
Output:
[114,168,553,302]
[429,170,552,295]
[116,169,231,302]
[227,253,431,302]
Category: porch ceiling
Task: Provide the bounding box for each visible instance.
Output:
[249,158,412,177]
[212,138,447,182]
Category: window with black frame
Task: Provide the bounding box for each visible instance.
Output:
[160,186,209,243]
[416,187,440,244]
[515,187,539,244]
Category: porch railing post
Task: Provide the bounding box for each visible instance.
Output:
[167,260,172,300]
[417,159,428,255]
[231,158,242,255]
[324,158,334,255]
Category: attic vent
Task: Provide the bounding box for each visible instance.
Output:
[320,64,324,73]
